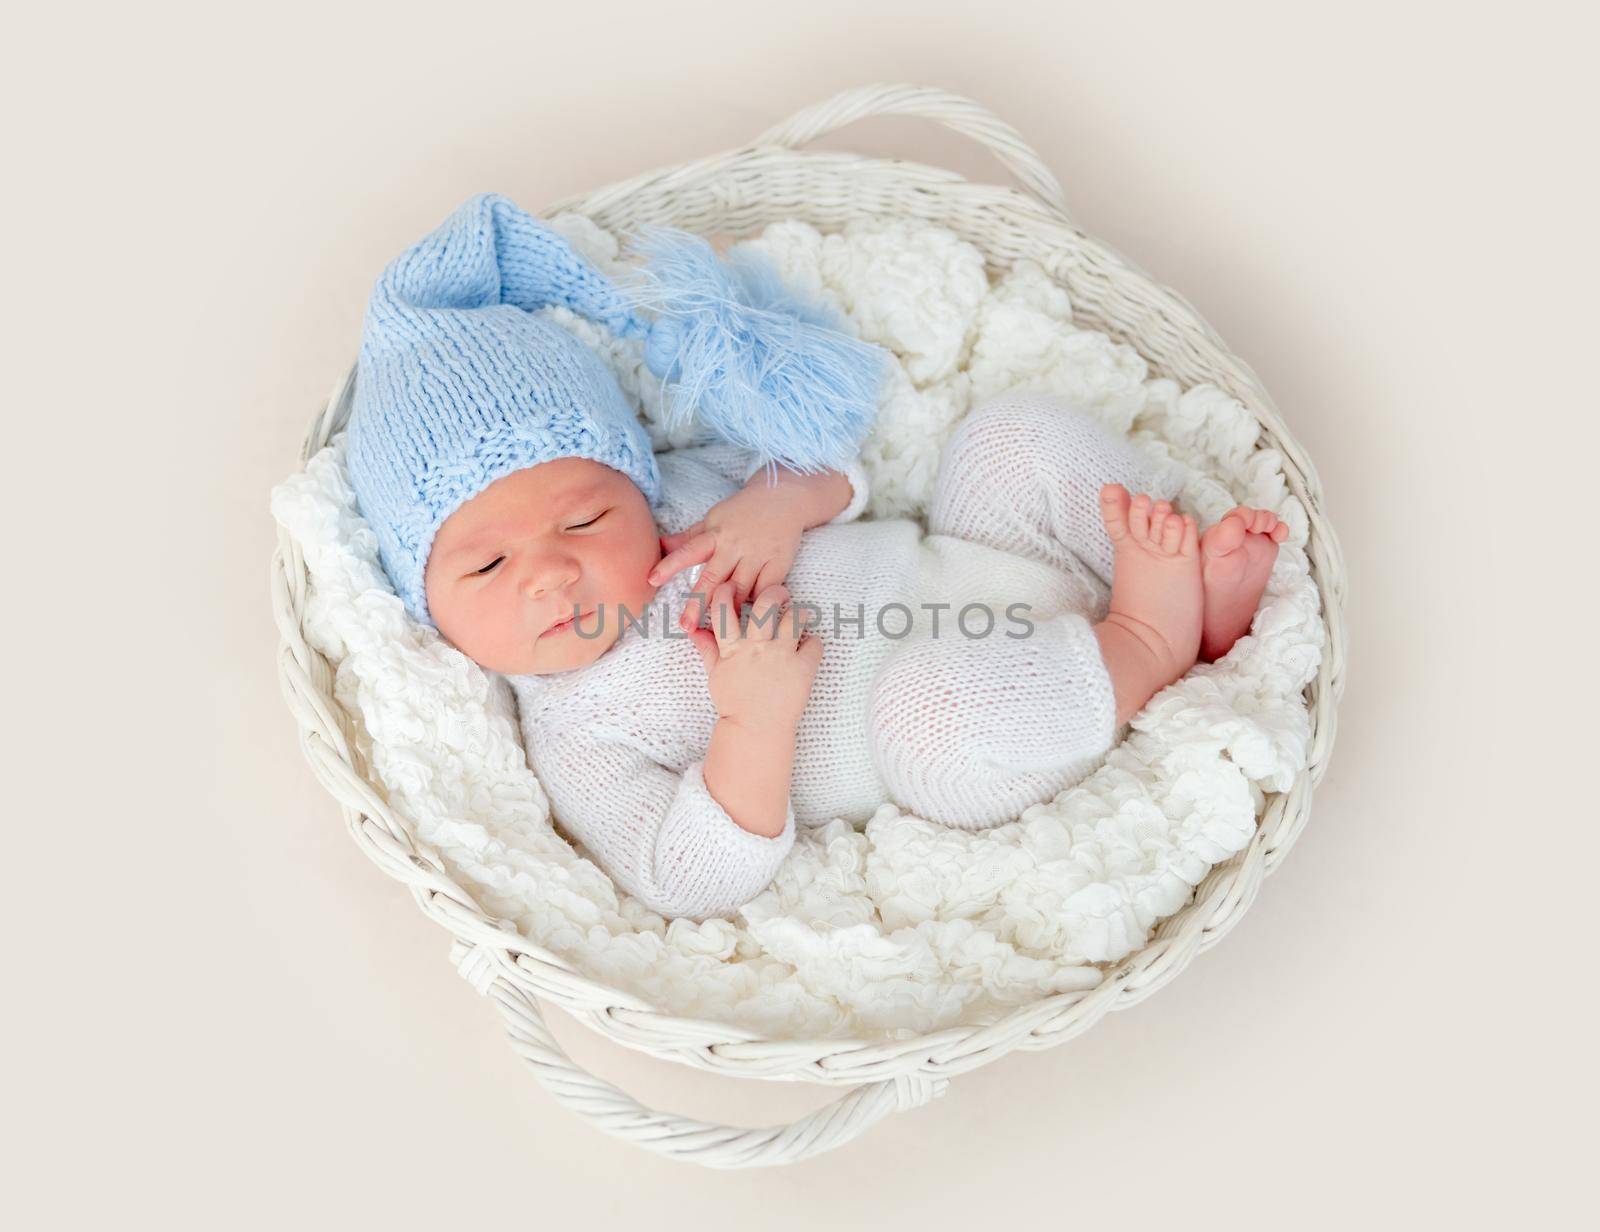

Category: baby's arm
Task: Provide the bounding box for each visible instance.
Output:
[656,440,871,534]
[741,453,871,526]
[703,712,798,839]
[531,722,796,920]
[688,579,819,841]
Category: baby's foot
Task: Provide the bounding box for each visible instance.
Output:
[1199,506,1288,661]
[1094,485,1204,724]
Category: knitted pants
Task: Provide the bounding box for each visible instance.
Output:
[864,391,1186,830]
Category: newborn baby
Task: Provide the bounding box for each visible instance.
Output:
[346,192,1285,924]
[426,392,1284,920]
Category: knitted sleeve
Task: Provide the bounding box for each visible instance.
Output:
[531,723,797,921]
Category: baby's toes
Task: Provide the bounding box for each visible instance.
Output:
[1271,521,1289,543]
[1253,508,1285,540]
[1128,492,1152,541]
[1099,484,1131,541]
[1202,512,1247,558]
[1181,514,1199,557]
[1159,511,1185,554]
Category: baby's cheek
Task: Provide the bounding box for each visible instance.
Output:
[466,598,527,673]
[512,606,548,664]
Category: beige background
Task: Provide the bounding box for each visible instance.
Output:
[7,1,1594,1226]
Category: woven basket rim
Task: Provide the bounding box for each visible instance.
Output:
[273,131,1347,1083]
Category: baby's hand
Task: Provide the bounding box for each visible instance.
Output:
[649,485,811,632]
[687,581,822,731]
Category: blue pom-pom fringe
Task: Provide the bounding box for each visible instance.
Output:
[614,227,888,477]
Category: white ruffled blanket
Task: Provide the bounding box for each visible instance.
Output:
[271,214,1325,1042]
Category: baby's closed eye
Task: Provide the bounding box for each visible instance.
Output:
[468,511,609,575]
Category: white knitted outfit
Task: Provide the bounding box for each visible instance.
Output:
[507,393,1185,919]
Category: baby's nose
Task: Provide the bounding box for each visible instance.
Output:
[523,557,579,599]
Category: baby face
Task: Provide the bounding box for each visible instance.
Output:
[423,456,664,676]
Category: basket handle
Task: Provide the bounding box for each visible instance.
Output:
[451,940,948,1168]
[752,82,1069,218]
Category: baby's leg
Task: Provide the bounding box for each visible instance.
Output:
[927,390,1186,591]
[931,389,1282,663]
[869,482,1206,831]
[865,607,1121,830]
[936,392,1204,714]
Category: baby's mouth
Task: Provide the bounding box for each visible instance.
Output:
[541,608,591,638]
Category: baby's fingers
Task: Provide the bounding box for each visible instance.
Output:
[649,530,714,587]
[686,625,719,673]
[751,558,793,601]
[746,584,790,640]
[681,561,733,631]
[658,521,704,554]
[755,587,815,652]
[706,581,743,653]
[730,557,764,608]
[779,603,807,648]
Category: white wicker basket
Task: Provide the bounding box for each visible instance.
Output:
[271,82,1347,1168]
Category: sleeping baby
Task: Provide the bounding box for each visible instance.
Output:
[347,193,1286,921]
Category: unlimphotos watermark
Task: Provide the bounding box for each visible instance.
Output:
[559,599,1038,640]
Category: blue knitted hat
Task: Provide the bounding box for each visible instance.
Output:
[347,191,888,627]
